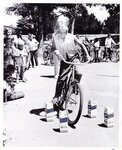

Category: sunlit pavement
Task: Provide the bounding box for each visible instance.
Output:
[3,57,119,147]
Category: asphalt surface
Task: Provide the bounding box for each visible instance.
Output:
[3,57,119,148]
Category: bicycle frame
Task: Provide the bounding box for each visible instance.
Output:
[58,52,90,125]
[61,64,74,99]
[60,54,83,103]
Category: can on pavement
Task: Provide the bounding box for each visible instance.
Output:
[45,102,54,122]
[59,110,68,133]
[88,99,97,118]
[104,106,114,128]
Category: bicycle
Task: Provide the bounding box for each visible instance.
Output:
[89,47,95,62]
[98,46,105,62]
[110,45,120,63]
[100,45,120,63]
[55,52,89,126]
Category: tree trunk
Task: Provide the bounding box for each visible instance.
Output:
[71,18,75,34]
[37,8,43,45]
[37,6,47,45]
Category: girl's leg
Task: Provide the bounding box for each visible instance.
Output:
[53,54,60,78]
[53,61,69,98]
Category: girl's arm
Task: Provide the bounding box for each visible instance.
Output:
[51,35,63,60]
[74,36,90,58]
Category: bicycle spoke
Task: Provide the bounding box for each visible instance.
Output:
[67,87,82,125]
[68,96,77,104]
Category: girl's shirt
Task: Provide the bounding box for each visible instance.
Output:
[52,33,78,59]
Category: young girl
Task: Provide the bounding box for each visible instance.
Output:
[51,15,91,105]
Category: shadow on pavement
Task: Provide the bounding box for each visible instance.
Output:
[41,63,52,66]
[82,114,91,118]
[30,108,45,116]
[98,123,107,128]
[40,118,47,122]
[53,128,60,133]
[40,75,55,78]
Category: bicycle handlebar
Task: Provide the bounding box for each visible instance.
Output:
[61,56,91,66]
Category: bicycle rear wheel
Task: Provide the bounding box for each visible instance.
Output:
[110,51,119,63]
[66,82,83,126]
[99,50,104,61]
[43,51,49,62]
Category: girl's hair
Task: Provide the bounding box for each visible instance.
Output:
[54,15,69,33]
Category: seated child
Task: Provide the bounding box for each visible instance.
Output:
[3,65,24,102]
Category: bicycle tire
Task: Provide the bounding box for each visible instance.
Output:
[65,82,83,126]
[43,51,49,61]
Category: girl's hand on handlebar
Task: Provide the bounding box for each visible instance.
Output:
[57,54,63,60]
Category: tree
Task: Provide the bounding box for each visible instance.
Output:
[6,3,110,43]
[104,4,120,33]
[86,3,120,34]
[54,4,102,34]
[6,3,57,42]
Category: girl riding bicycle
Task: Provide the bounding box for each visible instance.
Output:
[51,15,91,107]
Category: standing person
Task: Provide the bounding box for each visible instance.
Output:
[24,38,31,70]
[12,31,27,82]
[4,29,14,68]
[94,38,100,62]
[28,34,39,68]
[83,36,90,48]
[25,33,32,69]
[82,36,90,62]
[104,33,116,61]
[51,15,91,105]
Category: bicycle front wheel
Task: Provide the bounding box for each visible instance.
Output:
[66,82,83,126]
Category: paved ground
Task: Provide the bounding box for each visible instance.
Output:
[3,57,119,148]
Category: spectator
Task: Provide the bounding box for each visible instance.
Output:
[3,64,24,103]
[4,29,14,68]
[94,38,100,62]
[12,31,27,82]
[28,34,39,68]
[23,39,31,70]
[104,33,116,61]
[83,36,90,47]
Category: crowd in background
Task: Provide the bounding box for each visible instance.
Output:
[82,33,117,63]
[3,29,39,102]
